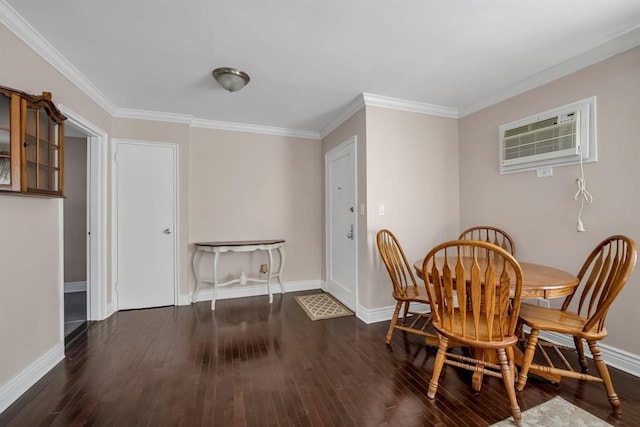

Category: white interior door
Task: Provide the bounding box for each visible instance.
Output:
[325,137,357,310]
[115,140,176,310]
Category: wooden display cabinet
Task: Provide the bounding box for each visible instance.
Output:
[0,85,66,197]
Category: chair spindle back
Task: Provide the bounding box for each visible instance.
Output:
[423,240,523,343]
[459,226,516,257]
[562,235,637,333]
[377,229,418,297]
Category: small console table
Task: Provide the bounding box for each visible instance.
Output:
[191,239,286,310]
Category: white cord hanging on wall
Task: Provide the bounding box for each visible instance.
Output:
[574,146,593,232]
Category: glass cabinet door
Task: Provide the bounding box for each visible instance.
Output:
[0,93,10,186]
[0,92,20,191]
[23,102,63,194]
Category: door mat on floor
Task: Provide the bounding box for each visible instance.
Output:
[491,396,611,426]
[295,293,353,321]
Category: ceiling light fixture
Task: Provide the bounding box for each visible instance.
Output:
[212,67,250,92]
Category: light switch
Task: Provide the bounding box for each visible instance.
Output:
[378,203,385,216]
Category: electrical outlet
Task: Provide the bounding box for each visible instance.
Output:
[536,167,553,178]
[378,203,385,216]
[259,264,268,279]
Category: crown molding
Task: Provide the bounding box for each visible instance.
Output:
[0,0,117,115]
[191,118,321,140]
[363,92,459,119]
[114,108,195,125]
[318,94,367,139]
[318,92,459,139]
[459,25,640,117]
[114,108,321,139]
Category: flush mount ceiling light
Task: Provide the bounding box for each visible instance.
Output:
[212,67,250,92]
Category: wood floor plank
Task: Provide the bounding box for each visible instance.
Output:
[1,291,639,426]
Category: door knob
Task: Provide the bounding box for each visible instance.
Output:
[163,228,172,234]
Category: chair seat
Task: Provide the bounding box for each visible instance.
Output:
[433,308,519,348]
[394,285,431,303]
[518,303,607,340]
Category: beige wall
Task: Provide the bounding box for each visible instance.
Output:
[0,24,112,389]
[189,128,322,287]
[365,106,460,308]
[63,137,87,283]
[0,197,62,385]
[459,47,640,354]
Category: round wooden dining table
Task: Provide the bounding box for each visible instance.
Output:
[413,258,579,299]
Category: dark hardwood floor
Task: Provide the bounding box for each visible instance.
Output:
[2,291,639,426]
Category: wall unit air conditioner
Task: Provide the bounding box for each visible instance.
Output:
[499,97,596,174]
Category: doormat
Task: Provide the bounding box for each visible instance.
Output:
[295,293,353,321]
[491,396,612,426]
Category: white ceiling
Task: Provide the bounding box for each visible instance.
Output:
[4,1,640,136]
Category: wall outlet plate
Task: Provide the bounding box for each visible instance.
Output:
[536,167,553,178]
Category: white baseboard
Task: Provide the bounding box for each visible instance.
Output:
[355,304,396,324]
[177,280,322,306]
[356,302,430,324]
[64,281,86,293]
[0,342,64,414]
[539,331,640,378]
[106,301,117,318]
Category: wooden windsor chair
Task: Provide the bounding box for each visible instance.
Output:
[516,235,637,415]
[376,229,435,345]
[459,225,516,256]
[422,240,524,426]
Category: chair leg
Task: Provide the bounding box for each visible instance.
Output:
[573,336,589,373]
[402,301,410,324]
[515,320,525,348]
[498,348,522,427]
[386,301,403,344]
[516,328,539,391]
[427,335,449,399]
[506,346,517,382]
[588,340,622,415]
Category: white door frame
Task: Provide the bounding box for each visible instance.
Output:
[111,139,179,310]
[59,105,109,321]
[324,136,358,311]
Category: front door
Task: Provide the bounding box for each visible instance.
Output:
[114,140,176,310]
[325,137,357,310]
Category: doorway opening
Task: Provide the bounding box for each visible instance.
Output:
[58,105,109,345]
[63,127,89,339]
